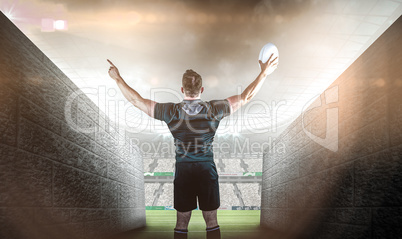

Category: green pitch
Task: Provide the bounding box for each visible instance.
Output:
[116,210,265,239]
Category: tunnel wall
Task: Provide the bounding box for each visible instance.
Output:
[0,12,145,239]
[261,16,402,238]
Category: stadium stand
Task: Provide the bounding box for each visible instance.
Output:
[156,183,174,206]
[145,183,160,206]
[220,158,244,172]
[143,154,263,209]
[237,183,261,206]
[242,158,263,172]
[219,183,240,206]
[144,182,262,208]
[153,158,175,172]
[143,157,154,172]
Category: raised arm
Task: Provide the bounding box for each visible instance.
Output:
[226,54,278,114]
[107,59,156,118]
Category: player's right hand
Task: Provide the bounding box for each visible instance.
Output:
[107,59,121,81]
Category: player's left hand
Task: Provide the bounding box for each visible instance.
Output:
[107,59,121,81]
[259,53,278,76]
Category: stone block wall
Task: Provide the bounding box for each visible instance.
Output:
[260,16,402,238]
[0,12,145,239]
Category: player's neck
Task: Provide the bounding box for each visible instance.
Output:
[183,95,201,100]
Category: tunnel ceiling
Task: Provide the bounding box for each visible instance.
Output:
[2,0,401,139]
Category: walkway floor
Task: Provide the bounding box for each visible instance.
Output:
[110,210,281,239]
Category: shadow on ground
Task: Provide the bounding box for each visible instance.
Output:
[107,226,289,239]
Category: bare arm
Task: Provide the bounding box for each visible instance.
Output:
[107,59,156,118]
[226,54,278,114]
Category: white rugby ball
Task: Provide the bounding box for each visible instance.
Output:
[258,42,279,75]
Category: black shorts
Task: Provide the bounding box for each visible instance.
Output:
[174,161,220,212]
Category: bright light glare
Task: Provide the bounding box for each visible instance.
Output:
[4,11,13,20]
[1,1,16,20]
[54,20,67,30]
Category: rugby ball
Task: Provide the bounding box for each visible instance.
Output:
[258,43,279,75]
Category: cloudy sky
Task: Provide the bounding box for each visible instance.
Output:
[1,0,320,96]
[2,0,401,135]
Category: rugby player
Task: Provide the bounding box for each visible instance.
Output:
[107,55,278,239]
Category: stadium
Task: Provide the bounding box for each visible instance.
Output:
[1,1,402,239]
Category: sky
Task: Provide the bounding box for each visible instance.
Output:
[2,0,401,137]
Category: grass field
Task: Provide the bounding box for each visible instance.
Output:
[114,210,270,239]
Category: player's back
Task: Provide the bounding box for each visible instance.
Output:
[154,99,231,162]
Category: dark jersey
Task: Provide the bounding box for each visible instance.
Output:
[154,99,231,163]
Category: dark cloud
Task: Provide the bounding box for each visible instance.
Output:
[158,0,319,66]
[253,0,317,18]
[179,0,262,13]
[43,0,259,11]
[37,0,321,95]
[42,0,317,17]
[40,0,172,11]
[183,0,316,17]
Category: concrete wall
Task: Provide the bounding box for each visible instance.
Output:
[261,16,402,238]
[0,12,145,239]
